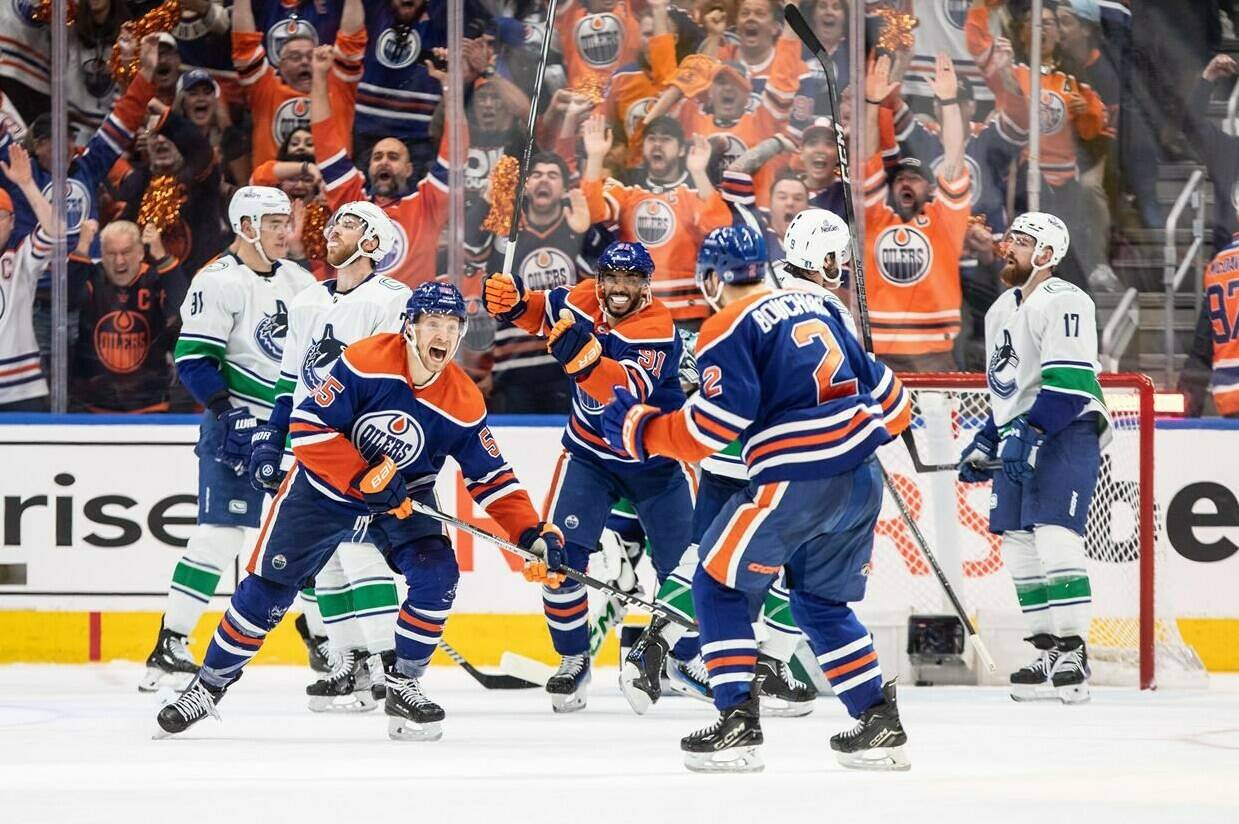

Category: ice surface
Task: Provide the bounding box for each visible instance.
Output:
[2,664,1237,824]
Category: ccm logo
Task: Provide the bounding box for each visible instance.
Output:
[746,561,779,574]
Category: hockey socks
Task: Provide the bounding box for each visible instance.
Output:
[395,605,446,673]
[790,592,884,719]
[692,566,759,711]
[317,543,399,654]
[164,524,245,636]
[1038,525,1093,638]
[199,574,299,688]
[759,577,802,663]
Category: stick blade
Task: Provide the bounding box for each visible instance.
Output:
[499,652,556,687]
[784,3,825,55]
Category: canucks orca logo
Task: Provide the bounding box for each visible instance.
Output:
[301,323,348,388]
[254,300,289,361]
[352,411,425,468]
[987,330,1020,399]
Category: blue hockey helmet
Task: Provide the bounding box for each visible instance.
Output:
[696,225,767,286]
[597,241,655,279]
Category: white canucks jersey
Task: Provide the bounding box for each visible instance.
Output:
[0,226,54,405]
[275,273,412,413]
[175,253,317,419]
[984,276,1111,444]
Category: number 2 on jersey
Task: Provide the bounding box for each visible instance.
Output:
[792,319,857,404]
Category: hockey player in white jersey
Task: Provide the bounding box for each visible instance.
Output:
[958,211,1109,704]
[140,186,317,692]
[247,200,411,712]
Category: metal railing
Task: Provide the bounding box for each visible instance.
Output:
[1163,169,1206,388]
[1225,77,1239,135]
[1101,287,1140,373]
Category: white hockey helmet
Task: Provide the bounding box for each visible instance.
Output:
[325,200,398,269]
[228,186,292,265]
[783,208,851,288]
[1007,211,1069,273]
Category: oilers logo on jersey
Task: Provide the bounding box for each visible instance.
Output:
[351,410,425,467]
[1039,90,1068,135]
[875,225,934,285]
[575,14,625,67]
[375,223,408,275]
[253,300,290,361]
[987,329,1021,399]
[301,323,348,389]
[376,27,421,69]
[519,248,576,291]
[40,179,89,233]
[271,97,312,147]
[634,199,676,247]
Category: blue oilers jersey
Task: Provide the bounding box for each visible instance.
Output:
[354,0,447,141]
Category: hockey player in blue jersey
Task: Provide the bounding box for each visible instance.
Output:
[156,282,563,742]
[483,241,702,712]
[601,225,914,772]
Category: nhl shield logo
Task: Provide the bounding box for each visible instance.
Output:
[520,247,575,290]
[254,299,290,361]
[352,410,425,467]
[875,226,933,285]
[376,27,422,69]
[633,199,675,247]
[987,330,1020,399]
[301,323,348,388]
[272,97,312,146]
[575,13,624,68]
[266,16,318,64]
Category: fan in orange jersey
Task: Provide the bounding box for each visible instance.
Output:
[861,53,971,372]
[309,46,446,288]
[716,0,808,95]
[556,0,644,91]
[605,0,682,169]
[580,113,731,324]
[232,0,367,167]
[1181,188,1239,418]
[964,0,1105,290]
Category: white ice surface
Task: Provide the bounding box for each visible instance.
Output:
[2,664,1238,824]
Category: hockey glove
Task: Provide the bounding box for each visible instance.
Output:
[354,455,413,518]
[958,428,998,484]
[998,415,1044,484]
[601,387,658,461]
[216,407,259,476]
[248,425,286,493]
[519,522,567,588]
[547,310,602,377]
[483,272,527,321]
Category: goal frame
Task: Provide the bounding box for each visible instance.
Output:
[896,371,1157,689]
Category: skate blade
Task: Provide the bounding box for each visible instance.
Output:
[387,716,443,742]
[307,692,379,713]
[618,662,654,715]
[665,672,713,704]
[834,745,911,772]
[759,696,815,718]
[1056,683,1091,705]
[550,691,587,714]
[1010,683,1059,702]
[138,667,195,694]
[683,746,765,774]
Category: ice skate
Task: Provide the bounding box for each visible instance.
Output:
[619,617,669,714]
[546,653,590,713]
[294,613,332,674]
[681,693,764,773]
[138,619,199,693]
[154,675,229,738]
[385,671,445,741]
[369,650,396,702]
[1010,633,1060,702]
[665,655,713,704]
[1051,635,1091,705]
[754,652,816,717]
[830,680,910,771]
[305,648,377,713]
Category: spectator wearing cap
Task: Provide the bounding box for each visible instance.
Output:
[861,52,971,372]
[555,0,644,92]
[175,68,251,188]
[231,0,366,167]
[718,0,807,94]
[798,116,845,218]
[152,32,184,106]
[170,1,238,107]
[70,220,187,413]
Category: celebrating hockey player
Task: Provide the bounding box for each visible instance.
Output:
[140,187,317,693]
[600,224,913,773]
[157,281,563,741]
[483,241,703,712]
[248,200,413,712]
[958,212,1107,704]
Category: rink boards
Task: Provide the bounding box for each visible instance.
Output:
[0,416,1236,670]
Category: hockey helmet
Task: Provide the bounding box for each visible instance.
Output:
[782,208,851,288]
[695,225,767,311]
[403,280,469,370]
[229,185,291,237]
[325,201,399,269]
[597,241,655,279]
[1007,211,1070,273]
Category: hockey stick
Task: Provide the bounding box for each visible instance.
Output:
[500,0,561,279]
[902,430,1001,474]
[438,640,540,689]
[407,499,698,631]
[785,4,997,673]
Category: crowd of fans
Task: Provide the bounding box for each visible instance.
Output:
[0,0,1234,416]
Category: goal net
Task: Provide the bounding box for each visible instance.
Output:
[864,373,1205,688]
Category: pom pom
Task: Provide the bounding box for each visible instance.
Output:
[110,0,182,86]
[571,74,604,106]
[482,154,520,235]
[30,0,76,26]
[137,175,187,231]
[874,8,918,54]
[302,200,330,261]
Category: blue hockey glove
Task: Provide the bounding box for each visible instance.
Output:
[248,425,286,493]
[998,416,1044,484]
[601,387,659,461]
[520,522,567,588]
[354,456,412,518]
[216,407,258,476]
[958,428,998,484]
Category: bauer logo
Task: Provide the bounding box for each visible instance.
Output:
[634,199,675,247]
[253,299,290,361]
[352,411,425,468]
[271,97,312,147]
[574,13,624,68]
[376,26,422,69]
[520,248,576,291]
[875,226,933,285]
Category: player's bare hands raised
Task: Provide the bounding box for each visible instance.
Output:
[1203,54,1239,81]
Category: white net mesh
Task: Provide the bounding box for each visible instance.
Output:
[864,374,1205,687]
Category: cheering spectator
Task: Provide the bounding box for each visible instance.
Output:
[556,0,644,91]
[231,0,366,167]
[71,220,187,413]
[720,0,807,92]
[0,145,55,411]
[1180,186,1239,418]
[580,112,730,323]
[151,32,184,106]
[172,1,237,106]
[175,68,250,189]
[798,116,845,217]
[764,168,810,257]
[1185,54,1239,253]
[862,53,971,372]
[799,0,849,88]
